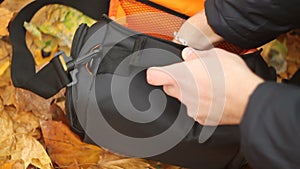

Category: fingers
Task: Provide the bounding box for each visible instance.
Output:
[146,67,180,99]
[146,67,175,86]
[146,47,208,100]
[182,47,198,61]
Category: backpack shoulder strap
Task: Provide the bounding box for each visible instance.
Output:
[9,0,109,98]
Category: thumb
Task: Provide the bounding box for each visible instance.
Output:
[182,47,199,61]
[146,67,175,86]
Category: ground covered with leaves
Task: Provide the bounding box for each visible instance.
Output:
[1,0,300,169]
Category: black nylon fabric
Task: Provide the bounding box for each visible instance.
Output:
[9,0,109,98]
[65,17,245,169]
[66,16,277,169]
[241,82,300,169]
[284,69,300,86]
[241,50,277,81]
[205,0,300,49]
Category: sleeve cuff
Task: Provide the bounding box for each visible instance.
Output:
[240,82,300,169]
[205,0,261,49]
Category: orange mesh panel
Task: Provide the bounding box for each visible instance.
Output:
[116,0,185,40]
[110,0,243,54]
[216,42,244,54]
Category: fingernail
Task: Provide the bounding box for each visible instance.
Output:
[182,48,193,60]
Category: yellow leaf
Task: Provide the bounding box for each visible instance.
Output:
[0,100,3,113]
[10,111,40,138]
[0,85,16,107]
[0,57,10,77]
[0,160,24,169]
[0,8,13,37]
[0,110,14,157]
[0,40,10,60]
[99,158,151,169]
[0,66,11,88]
[11,135,52,169]
[0,40,11,77]
[0,108,51,169]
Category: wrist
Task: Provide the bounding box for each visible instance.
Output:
[176,10,223,50]
[230,74,264,124]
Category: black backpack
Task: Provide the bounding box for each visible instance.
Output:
[9,0,276,168]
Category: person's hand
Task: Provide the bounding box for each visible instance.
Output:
[175,9,223,50]
[146,48,264,125]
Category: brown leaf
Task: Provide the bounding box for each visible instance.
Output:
[40,121,159,169]
[49,103,69,125]
[40,120,103,169]
[0,98,3,112]
[0,8,13,37]
[15,88,53,120]
[0,0,33,13]
[99,158,151,169]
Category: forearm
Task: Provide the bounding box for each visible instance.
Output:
[205,0,300,48]
[241,82,300,169]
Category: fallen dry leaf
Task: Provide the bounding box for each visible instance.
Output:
[41,120,103,169]
[10,111,41,139]
[15,88,54,120]
[10,135,52,169]
[49,103,69,125]
[40,121,165,169]
[0,160,24,169]
[0,109,14,158]
[0,40,11,77]
[98,158,151,169]
[0,107,52,169]
[0,85,15,107]
[0,66,10,88]
[0,57,9,77]
[0,0,33,13]
[0,8,13,37]
[0,40,10,60]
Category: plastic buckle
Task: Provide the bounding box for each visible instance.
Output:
[67,69,79,87]
[54,47,101,87]
[54,51,78,87]
[54,51,74,71]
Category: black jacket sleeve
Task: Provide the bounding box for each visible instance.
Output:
[205,0,300,49]
[240,82,300,169]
